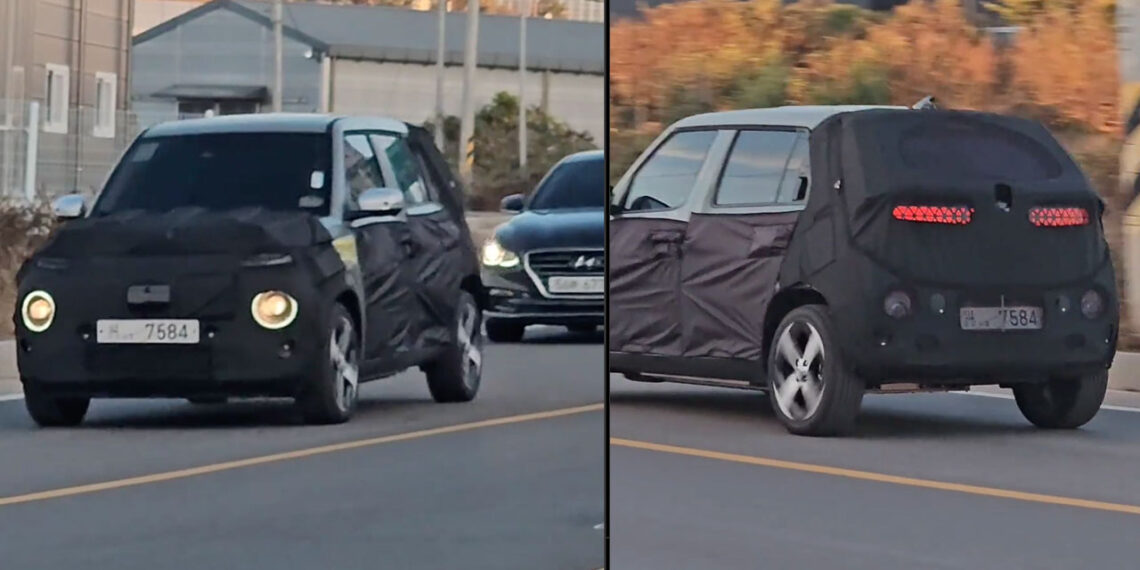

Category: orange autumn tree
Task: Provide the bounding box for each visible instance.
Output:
[1007,0,1119,132]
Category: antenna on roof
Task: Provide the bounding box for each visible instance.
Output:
[912,96,938,110]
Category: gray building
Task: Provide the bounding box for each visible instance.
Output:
[131,0,605,139]
[0,0,135,197]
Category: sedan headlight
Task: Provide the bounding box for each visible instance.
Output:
[21,290,55,332]
[251,291,299,329]
[481,239,520,268]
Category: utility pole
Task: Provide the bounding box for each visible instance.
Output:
[518,0,528,177]
[273,0,283,113]
[458,0,480,184]
[434,0,446,149]
[2,0,17,196]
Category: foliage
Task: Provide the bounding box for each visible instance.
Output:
[0,200,58,339]
[426,92,597,210]
[1006,0,1119,132]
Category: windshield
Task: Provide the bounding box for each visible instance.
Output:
[528,155,604,210]
[92,133,332,216]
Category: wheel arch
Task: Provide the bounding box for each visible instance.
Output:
[762,285,828,369]
[460,273,487,311]
[333,288,364,344]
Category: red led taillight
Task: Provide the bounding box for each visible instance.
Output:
[891,205,974,225]
[1028,207,1089,227]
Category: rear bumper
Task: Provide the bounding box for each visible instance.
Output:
[837,286,1117,385]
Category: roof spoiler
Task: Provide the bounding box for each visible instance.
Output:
[912,96,938,110]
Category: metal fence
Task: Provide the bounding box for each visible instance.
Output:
[0,99,144,202]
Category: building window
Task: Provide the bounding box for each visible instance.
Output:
[94,72,117,139]
[44,64,70,134]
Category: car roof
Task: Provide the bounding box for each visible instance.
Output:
[560,149,604,163]
[672,105,909,130]
[141,113,409,137]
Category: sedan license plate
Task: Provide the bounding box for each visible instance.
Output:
[959,306,1043,331]
[96,319,200,344]
[547,276,604,295]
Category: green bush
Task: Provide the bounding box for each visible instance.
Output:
[426,92,598,210]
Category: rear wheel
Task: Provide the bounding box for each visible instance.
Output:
[766,305,864,437]
[24,384,89,427]
[1013,371,1107,429]
[296,303,360,425]
[424,292,483,403]
[485,319,525,343]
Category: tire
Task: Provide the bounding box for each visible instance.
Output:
[485,318,525,343]
[24,384,89,427]
[187,397,227,405]
[296,303,360,425]
[1012,370,1108,429]
[424,291,483,403]
[766,304,864,437]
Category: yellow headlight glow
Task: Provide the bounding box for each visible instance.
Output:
[251,291,298,329]
[481,239,520,268]
[21,290,55,332]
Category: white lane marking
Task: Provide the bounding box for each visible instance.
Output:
[593,523,604,530]
[0,393,24,402]
[954,390,1140,413]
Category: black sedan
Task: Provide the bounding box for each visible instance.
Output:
[480,150,605,342]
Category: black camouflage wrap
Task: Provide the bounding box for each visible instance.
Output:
[780,109,1118,379]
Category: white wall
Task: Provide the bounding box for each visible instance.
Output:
[330,59,603,142]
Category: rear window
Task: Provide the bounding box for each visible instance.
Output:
[897,121,1063,180]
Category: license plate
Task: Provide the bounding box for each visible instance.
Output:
[959,306,1043,331]
[96,319,201,344]
[547,276,604,294]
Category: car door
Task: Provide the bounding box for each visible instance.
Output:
[679,128,809,373]
[368,132,462,354]
[341,132,420,367]
[609,128,724,359]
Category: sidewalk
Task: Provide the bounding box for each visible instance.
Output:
[3,339,1140,397]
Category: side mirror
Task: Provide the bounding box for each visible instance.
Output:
[358,187,405,215]
[51,193,87,220]
[500,193,525,213]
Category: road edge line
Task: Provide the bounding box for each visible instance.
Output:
[611,437,1140,516]
[0,403,603,508]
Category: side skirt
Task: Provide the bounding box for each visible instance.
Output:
[610,352,766,389]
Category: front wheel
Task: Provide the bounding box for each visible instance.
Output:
[1012,371,1108,429]
[766,305,864,437]
[24,384,90,427]
[296,303,360,425]
[424,292,483,403]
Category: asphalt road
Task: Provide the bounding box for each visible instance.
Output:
[610,376,1140,569]
[0,327,604,570]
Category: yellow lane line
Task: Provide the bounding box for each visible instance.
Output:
[0,404,603,508]
[611,437,1140,516]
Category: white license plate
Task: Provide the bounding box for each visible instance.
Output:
[547,276,604,294]
[96,319,201,344]
[959,306,1043,331]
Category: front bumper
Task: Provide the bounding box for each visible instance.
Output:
[481,266,603,327]
[16,319,323,398]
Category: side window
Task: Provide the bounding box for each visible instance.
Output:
[623,130,718,212]
[777,134,810,203]
[370,134,429,205]
[713,130,799,207]
[343,134,386,209]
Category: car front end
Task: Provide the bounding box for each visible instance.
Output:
[480,151,605,341]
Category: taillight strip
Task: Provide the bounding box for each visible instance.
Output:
[892,205,974,225]
[1028,206,1089,227]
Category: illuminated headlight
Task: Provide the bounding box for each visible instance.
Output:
[481,239,520,268]
[21,290,55,332]
[251,291,299,329]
